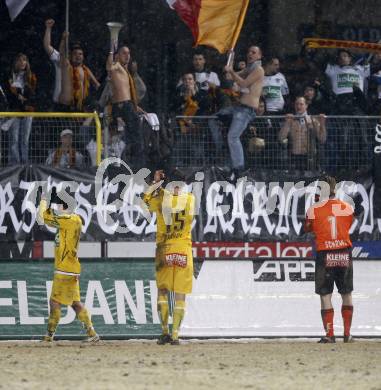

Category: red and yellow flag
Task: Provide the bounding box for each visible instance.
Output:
[167,0,249,53]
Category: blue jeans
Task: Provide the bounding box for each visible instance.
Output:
[209,105,256,169]
[8,117,32,164]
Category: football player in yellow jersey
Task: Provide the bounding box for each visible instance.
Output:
[38,188,99,342]
[143,170,195,345]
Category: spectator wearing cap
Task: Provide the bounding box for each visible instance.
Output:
[46,129,84,169]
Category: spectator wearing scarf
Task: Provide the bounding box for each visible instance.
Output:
[107,45,145,170]
[46,129,84,169]
[58,33,100,112]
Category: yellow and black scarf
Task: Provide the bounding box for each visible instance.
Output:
[53,147,76,168]
[303,38,381,53]
[72,65,90,111]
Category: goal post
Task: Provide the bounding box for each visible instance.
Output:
[0,111,102,167]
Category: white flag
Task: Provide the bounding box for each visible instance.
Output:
[6,0,30,21]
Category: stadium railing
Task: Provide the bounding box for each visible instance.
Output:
[0,113,378,171]
[0,112,102,167]
[171,115,378,171]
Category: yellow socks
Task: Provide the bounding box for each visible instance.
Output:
[158,294,169,335]
[77,308,96,336]
[47,307,61,335]
[172,300,186,340]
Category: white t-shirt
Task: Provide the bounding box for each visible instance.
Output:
[262,72,289,112]
[195,71,220,89]
[86,137,126,166]
[49,49,62,103]
[325,63,370,95]
[11,71,26,92]
[177,71,221,90]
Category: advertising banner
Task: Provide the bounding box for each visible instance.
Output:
[192,241,381,260]
[184,259,381,337]
[0,259,160,337]
[41,240,381,260]
[1,259,380,338]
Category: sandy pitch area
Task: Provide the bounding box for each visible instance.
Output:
[0,339,380,390]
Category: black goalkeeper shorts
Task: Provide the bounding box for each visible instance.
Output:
[315,248,353,295]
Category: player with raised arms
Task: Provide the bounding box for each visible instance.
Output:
[143,170,195,345]
[38,187,99,342]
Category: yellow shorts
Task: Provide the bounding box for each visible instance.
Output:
[50,273,80,306]
[156,243,193,294]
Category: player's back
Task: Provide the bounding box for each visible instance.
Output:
[161,191,194,246]
[307,198,353,251]
[144,188,195,246]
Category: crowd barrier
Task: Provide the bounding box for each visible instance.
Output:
[0,113,378,171]
[0,258,380,339]
[172,115,379,171]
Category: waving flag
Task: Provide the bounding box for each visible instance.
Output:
[6,0,30,21]
[167,0,249,54]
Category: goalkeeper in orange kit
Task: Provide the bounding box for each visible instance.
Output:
[38,187,99,342]
[143,170,195,345]
[305,176,354,343]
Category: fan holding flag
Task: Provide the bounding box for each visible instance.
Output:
[209,46,264,180]
[167,0,263,179]
[166,0,249,57]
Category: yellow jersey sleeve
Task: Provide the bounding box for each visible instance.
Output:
[43,207,73,229]
[37,199,48,225]
[143,187,163,213]
[38,200,82,274]
[38,200,77,230]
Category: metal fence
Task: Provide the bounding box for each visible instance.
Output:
[0,112,101,168]
[0,113,378,172]
[171,115,379,171]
